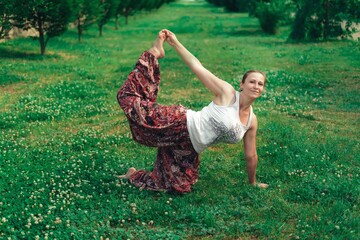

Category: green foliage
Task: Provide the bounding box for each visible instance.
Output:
[115,0,172,26]
[290,0,360,40]
[70,0,98,42]
[0,0,14,39]
[12,0,72,54]
[205,0,225,7]
[255,2,280,34]
[207,0,293,34]
[254,0,292,34]
[116,0,147,25]
[206,0,250,12]
[97,0,116,36]
[224,0,250,12]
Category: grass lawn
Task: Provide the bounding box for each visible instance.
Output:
[0,0,359,239]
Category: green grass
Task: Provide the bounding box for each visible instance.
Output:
[1,0,359,239]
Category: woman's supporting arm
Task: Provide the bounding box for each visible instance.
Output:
[243,115,268,188]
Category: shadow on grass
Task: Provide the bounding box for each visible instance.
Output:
[210,24,266,37]
[0,46,67,61]
[0,47,44,60]
[225,28,267,37]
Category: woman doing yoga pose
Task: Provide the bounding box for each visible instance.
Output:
[117,29,268,193]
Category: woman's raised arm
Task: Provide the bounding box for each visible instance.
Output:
[163,29,235,105]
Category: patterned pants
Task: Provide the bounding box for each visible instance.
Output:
[117,51,200,193]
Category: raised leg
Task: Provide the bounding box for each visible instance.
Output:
[149,30,166,59]
[117,32,189,148]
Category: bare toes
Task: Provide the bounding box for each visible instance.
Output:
[118,167,136,179]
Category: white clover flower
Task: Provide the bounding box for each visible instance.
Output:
[54,217,62,224]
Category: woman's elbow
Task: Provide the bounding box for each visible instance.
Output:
[245,153,258,162]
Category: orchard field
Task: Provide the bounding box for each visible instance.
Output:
[0,0,359,239]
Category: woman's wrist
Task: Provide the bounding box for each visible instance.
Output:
[171,40,181,49]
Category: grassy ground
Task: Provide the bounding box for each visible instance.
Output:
[0,0,359,239]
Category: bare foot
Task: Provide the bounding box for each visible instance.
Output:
[149,30,166,59]
[118,167,136,179]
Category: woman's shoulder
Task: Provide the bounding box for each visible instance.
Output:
[249,112,258,129]
[213,86,236,106]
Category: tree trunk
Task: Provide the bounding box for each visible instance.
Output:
[77,17,82,43]
[99,24,103,37]
[38,19,46,55]
[115,15,119,30]
[0,13,10,38]
[323,0,329,38]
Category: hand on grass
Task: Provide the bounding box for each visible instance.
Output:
[253,182,269,188]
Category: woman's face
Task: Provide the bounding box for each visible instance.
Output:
[240,72,265,99]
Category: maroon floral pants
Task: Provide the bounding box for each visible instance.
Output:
[117,51,200,193]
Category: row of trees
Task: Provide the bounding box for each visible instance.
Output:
[0,0,174,55]
[206,0,360,40]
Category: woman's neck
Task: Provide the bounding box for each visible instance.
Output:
[239,92,254,110]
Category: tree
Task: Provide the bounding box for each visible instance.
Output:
[114,0,122,30]
[0,0,13,39]
[223,0,249,12]
[70,0,98,42]
[97,0,116,36]
[14,0,71,55]
[141,0,174,14]
[290,0,360,40]
[208,0,225,7]
[143,0,163,12]
[250,0,292,34]
[116,0,142,25]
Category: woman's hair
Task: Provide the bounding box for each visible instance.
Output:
[241,70,266,84]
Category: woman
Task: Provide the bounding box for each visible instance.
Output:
[117,29,268,193]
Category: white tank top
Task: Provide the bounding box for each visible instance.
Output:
[186,91,253,153]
